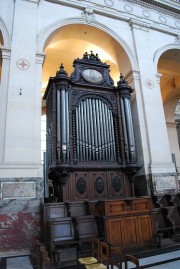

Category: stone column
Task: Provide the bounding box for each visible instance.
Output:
[34,52,46,166]
[129,19,176,195]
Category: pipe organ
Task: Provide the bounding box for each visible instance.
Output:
[44,52,141,201]
[43,52,155,258]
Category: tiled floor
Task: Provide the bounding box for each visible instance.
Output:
[1,250,180,269]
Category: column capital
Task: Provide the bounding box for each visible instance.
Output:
[36,52,46,64]
[156,73,162,84]
[125,70,140,84]
[0,46,11,60]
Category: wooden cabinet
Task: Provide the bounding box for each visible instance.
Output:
[94,197,153,250]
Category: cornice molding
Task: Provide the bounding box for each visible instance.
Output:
[143,0,180,13]
[126,0,180,17]
[45,0,180,18]
[129,19,150,32]
[22,0,40,4]
[44,0,180,39]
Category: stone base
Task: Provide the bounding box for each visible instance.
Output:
[134,173,180,196]
[0,177,43,250]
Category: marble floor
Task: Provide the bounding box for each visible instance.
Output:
[1,250,180,269]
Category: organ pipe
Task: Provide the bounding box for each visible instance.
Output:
[117,73,137,163]
[75,98,116,162]
[124,98,136,161]
[56,85,70,162]
[57,90,61,161]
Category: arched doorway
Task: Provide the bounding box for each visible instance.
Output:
[157,48,180,187]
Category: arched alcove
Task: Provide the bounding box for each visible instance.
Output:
[41,23,133,96]
[40,23,139,163]
[157,48,180,175]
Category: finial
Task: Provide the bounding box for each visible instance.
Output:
[118,73,128,85]
[56,63,68,77]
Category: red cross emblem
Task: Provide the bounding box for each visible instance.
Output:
[16,59,30,70]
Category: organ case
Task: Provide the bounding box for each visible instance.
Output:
[44,51,140,201]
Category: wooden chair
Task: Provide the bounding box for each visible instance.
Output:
[110,248,122,269]
[124,254,140,269]
[78,238,100,268]
[33,240,45,269]
[85,241,110,269]
[39,247,51,269]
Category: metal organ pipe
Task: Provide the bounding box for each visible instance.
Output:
[76,107,80,161]
[65,90,70,161]
[86,99,92,160]
[75,98,116,162]
[102,102,108,160]
[57,90,61,161]
[117,73,136,163]
[96,99,102,161]
[89,99,95,160]
[92,99,98,161]
[120,98,129,162]
[56,86,70,162]
[124,98,136,161]
[99,101,105,161]
[83,100,89,161]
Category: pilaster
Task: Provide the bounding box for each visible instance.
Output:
[2,0,42,177]
[0,46,11,163]
[129,19,177,194]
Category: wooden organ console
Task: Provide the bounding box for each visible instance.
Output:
[43,52,154,265]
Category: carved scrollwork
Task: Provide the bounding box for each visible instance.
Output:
[112,176,122,193]
[95,177,104,194]
[76,177,87,194]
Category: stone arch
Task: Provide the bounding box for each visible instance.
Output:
[0,16,10,47]
[155,41,180,174]
[37,17,139,72]
[153,40,180,72]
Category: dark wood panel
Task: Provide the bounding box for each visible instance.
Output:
[73,172,89,200]
[106,218,124,248]
[138,215,153,246]
[90,172,107,200]
[123,217,139,248]
[107,171,125,198]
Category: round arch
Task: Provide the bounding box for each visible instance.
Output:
[37,17,139,72]
[0,16,10,47]
[153,40,180,72]
[155,41,180,175]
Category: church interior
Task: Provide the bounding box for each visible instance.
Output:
[0,0,180,268]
